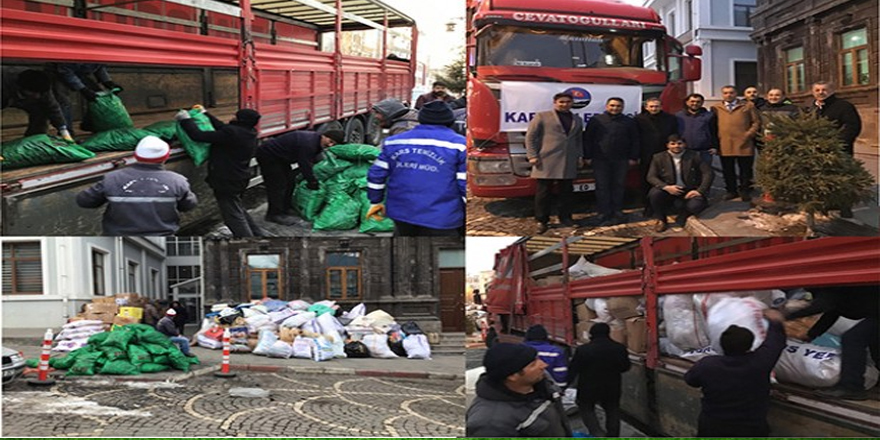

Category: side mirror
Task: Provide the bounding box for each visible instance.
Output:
[682,56,702,81]
[685,45,702,56]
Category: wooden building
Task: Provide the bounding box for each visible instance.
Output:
[751,0,878,177]
[202,237,465,333]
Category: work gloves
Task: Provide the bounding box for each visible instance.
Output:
[366,204,385,221]
[58,127,74,143]
[192,104,206,114]
[79,88,98,102]
[306,180,320,191]
[174,109,192,121]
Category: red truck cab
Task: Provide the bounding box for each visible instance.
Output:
[466,0,702,198]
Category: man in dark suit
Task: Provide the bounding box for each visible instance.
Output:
[646,134,714,232]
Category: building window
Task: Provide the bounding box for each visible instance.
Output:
[2,242,43,295]
[840,28,869,86]
[784,46,805,94]
[92,249,107,296]
[166,237,200,257]
[734,0,756,27]
[666,11,675,36]
[684,0,692,32]
[734,61,758,96]
[150,268,160,298]
[127,260,139,293]
[168,265,201,294]
[247,254,282,300]
[326,251,361,300]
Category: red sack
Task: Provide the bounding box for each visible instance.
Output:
[204,326,224,341]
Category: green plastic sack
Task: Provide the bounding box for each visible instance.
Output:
[313,192,361,231]
[81,128,153,152]
[0,134,95,169]
[176,110,214,166]
[67,351,103,376]
[328,143,380,161]
[324,172,358,196]
[127,344,152,366]
[294,180,326,222]
[101,346,128,362]
[139,362,170,373]
[88,332,110,346]
[136,328,174,347]
[307,304,335,317]
[86,90,135,132]
[48,347,89,370]
[101,327,136,350]
[99,359,140,375]
[25,358,39,368]
[167,349,191,372]
[341,163,372,181]
[143,120,177,141]
[313,151,353,180]
[141,343,169,356]
[152,354,170,365]
[358,191,395,233]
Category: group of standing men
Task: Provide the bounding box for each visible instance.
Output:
[526,81,863,233]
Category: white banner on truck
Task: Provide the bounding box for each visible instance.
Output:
[500,82,643,132]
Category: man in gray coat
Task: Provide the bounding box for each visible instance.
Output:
[526,92,584,234]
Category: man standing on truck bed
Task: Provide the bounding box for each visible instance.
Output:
[784,285,878,400]
[255,128,345,225]
[1,67,73,142]
[526,92,584,234]
[366,100,466,236]
[466,343,572,437]
[684,308,786,436]
[76,136,197,235]
[676,93,718,165]
[371,98,419,136]
[176,106,263,237]
[567,322,631,438]
[712,85,761,202]
[48,63,122,134]
[583,97,640,226]
[414,81,455,109]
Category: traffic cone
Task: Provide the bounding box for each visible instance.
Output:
[214,328,236,378]
[27,328,56,386]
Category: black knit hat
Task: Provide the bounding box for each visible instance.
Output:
[417,100,455,126]
[483,343,537,382]
[524,324,548,342]
[322,129,345,145]
[589,322,611,338]
[235,108,261,128]
[720,325,754,356]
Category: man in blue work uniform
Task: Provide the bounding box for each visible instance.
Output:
[365,100,466,236]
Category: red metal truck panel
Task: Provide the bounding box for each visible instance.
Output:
[529,284,573,343]
[488,0,661,23]
[275,21,319,45]
[0,9,239,66]
[569,270,643,299]
[655,237,880,295]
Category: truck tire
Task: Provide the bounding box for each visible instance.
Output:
[344,117,365,144]
[364,112,382,145]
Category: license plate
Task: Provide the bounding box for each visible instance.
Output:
[573,183,595,192]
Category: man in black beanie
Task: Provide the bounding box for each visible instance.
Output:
[567,322,631,437]
[177,106,264,237]
[685,308,786,437]
[466,343,572,437]
[366,100,466,236]
[255,128,345,225]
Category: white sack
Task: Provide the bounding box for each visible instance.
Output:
[569,256,622,279]
[53,337,90,352]
[342,303,366,320]
[287,300,311,311]
[403,334,432,359]
[679,346,718,362]
[252,329,278,356]
[828,317,862,336]
[316,312,345,335]
[363,334,398,358]
[312,336,335,362]
[62,320,105,329]
[292,336,314,359]
[268,308,296,324]
[196,334,224,349]
[584,298,614,323]
[707,297,769,354]
[267,340,294,359]
[245,314,272,331]
[663,294,710,351]
[281,311,316,328]
[774,339,879,389]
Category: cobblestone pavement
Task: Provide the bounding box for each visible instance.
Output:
[2,371,465,437]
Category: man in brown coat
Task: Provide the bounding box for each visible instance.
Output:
[711,85,761,202]
[526,92,584,233]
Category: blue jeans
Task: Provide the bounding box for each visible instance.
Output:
[592,159,629,218]
[169,336,192,355]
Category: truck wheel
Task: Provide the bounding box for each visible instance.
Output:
[364,112,382,145]
[345,117,365,144]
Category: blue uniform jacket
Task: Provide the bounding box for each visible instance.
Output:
[524,340,569,387]
[367,124,466,230]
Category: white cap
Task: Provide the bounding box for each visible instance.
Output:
[135,135,170,163]
[166,308,177,316]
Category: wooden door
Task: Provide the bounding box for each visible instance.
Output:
[439,268,465,332]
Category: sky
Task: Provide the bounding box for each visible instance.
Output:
[466,237,521,276]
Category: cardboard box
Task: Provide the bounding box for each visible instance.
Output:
[576,321,594,343]
[113,315,139,327]
[114,293,140,306]
[610,324,627,346]
[83,312,115,324]
[92,296,117,304]
[85,302,118,315]
[784,315,820,341]
[575,302,597,321]
[118,306,143,321]
[536,275,564,287]
[607,297,641,320]
[625,317,647,353]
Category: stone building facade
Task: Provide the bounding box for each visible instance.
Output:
[202,237,465,333]
[751,0,878,177]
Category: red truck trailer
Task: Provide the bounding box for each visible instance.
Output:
[1,0,417,235]
[485,236,880,437]
[465,0,702,198]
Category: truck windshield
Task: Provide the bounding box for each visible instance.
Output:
[477,25,658,69]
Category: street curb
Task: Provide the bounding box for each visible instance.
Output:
[204,363,464,380]
[685,216,718,237]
